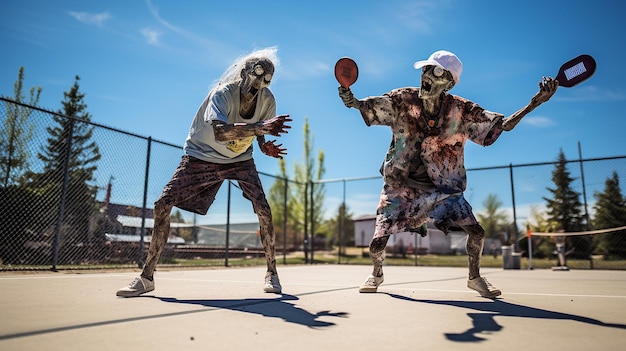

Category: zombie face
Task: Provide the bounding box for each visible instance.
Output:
[240,58,274,97]
[418,65,454,100]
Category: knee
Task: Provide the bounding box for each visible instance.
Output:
[154,198,173,217]
[369,237,388,253]
[254,201,272,220]
[465,224,485,239]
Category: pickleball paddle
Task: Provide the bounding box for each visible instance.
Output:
[555,54,596,88]
[335,57,359,88]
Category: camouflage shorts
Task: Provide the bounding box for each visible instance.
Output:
[373,183,478,238]
[157,155,269,215]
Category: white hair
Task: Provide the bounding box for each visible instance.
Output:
[215,46,279,88]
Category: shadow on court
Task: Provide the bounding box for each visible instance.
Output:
[384,292,626,342]
[2,266,625,350]
[154,294,348,328]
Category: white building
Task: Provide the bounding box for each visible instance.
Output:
[353,214,500,255]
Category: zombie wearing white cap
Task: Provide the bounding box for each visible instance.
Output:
[338,50,558,298]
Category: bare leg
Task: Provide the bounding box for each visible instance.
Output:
[239,172,281,293]
[462,224,485,279]
[255,201,277,275]
[462,223,501,297]
[369,236,389,277]
[237,169,277,276]
[141,198,173,279]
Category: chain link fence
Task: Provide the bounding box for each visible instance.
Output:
[2,97,625,271]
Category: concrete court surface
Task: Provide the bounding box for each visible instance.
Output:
[1,265,625,351]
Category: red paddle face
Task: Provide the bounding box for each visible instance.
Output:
[556,54,596,88]
[335,57,358,88]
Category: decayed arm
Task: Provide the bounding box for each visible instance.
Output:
[212,120,263,142]
[211,114,292,142]
[257,135,288,159]
[502,77,559,131]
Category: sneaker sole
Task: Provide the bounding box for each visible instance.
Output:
[477,292,501,299]
[468,286,501,298]
[264,287,282,294]
[358,286,378,293]
[116,287,154,298]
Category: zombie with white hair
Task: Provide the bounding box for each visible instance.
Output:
[117,47,291,297]
[339,50,558,298]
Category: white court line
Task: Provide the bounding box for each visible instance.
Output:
[387,287,626,299]
[0,273,130,280]
[159,279,626,299]
[3,275,625,299]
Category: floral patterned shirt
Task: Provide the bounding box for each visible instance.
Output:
[359,87,504,194]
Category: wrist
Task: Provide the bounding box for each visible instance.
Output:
[255,121,265,136]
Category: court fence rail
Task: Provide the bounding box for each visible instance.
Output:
[2,97,625,271]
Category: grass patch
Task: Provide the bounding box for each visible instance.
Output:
[3,247,626,271]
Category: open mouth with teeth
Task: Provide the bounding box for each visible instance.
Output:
[421,80,433,93]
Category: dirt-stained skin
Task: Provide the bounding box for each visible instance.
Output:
[139,55,291,282]
[339,51,558,285]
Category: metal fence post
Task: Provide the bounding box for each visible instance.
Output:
[283,177,288,264]
[310,180,314,264]
[52,118,75,271]
[225,181,231,267]
[304,181,308,263]
[578,142,594,269]
[139,137,151,268]
[509,163,519,252]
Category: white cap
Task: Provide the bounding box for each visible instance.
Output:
[413,50,463,84]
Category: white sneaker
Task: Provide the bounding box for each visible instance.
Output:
[359,274,384,293]
[264,272,282,293]
[116,276,154,297]
[467,277,501,298]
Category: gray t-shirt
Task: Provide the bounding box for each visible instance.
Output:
[183,83,276,164]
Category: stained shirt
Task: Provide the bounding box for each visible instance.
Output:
[183,83,276,164]
[359,87,504,194]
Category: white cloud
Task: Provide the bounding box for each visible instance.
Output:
[141,28,162,46]
[523,116,556,127]
[143,0,231,60]
[280,57,330,80]
[145,0,207,45]
[69,11,111,27]
[555,85,626,102]
[390,0,452,33]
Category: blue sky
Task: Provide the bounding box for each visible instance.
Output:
[2,0,625,223]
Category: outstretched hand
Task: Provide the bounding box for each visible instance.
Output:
[261,114,292,136]
[533,77,559,105]
[338,86,361,109]
[502,76,560,132]
[260,140,287,159]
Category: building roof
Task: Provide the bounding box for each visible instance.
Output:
[105,233,185,244]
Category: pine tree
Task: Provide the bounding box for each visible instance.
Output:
[39,76,100,178]
[543,149,589,259]
[28,76,102,264]
[592,171,626,259]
